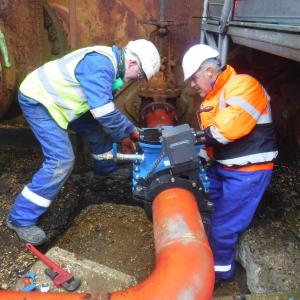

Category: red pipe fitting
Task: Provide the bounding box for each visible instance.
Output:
[140,102,177,128]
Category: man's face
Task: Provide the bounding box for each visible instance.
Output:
[190,67,213,98]
[123,60,145,83]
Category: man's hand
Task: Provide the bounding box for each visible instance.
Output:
[195,130,206,144]
[130,127,140,141]
[120,137,136,154]
[120,128,140,154]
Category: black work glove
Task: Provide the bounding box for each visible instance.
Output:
[195,130,206,144]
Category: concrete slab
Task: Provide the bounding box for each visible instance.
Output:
[15,246,137,293]
[13,246,299,299]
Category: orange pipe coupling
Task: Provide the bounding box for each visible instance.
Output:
[0,188,214,300]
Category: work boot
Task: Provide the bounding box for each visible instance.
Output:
[95,168,132,180]
[6,217,47,246]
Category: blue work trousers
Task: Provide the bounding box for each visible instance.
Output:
[207,164,272,279]
[9,93,115,226]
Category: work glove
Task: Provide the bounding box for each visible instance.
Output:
[130,127,140,141]
[120,137,136,154]
[120,127,140,154]
[195,130,206,144]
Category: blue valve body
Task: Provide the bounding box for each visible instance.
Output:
[132,142,210,193]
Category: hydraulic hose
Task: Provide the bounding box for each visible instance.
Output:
[0,188,214,300]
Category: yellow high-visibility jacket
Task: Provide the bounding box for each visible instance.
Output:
[20,46,118,129]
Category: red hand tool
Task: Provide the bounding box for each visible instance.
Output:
[26,243,81,291]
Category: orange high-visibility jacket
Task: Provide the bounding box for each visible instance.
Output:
[199,65,278,170]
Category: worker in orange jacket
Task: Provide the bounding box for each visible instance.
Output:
[182,44,278,281]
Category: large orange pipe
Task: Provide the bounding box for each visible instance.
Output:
[112,188,215,300]
[0,188,214,300]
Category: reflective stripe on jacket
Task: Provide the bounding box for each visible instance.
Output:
[200,65,278,167]
[19,46,118,129]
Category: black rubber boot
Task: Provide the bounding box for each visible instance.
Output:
[6,217,47,246]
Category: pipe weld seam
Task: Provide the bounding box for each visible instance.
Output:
[157,233,208,251]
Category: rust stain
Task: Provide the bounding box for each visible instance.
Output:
[1,0,203,122]
[120,0,158,19]
[49,0,202,57]
[0,0,67,119]
[0,1,44,118]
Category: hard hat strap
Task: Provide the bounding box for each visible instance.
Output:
[118,48,126,79]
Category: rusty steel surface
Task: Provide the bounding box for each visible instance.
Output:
[0,0,204,126]
[0,1,44,119]
[0,0,67,120]
[0,0,203,122]
[45,0,203,128]
[48,0,202,67]
[0,1,44,74]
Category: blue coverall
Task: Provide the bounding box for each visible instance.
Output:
[9,47,134,226]
[207,165,272,279]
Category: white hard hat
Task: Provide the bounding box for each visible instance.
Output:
[126,39,160,80]
[182,44,219,81]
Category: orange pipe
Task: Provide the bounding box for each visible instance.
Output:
[0,188,214,300]
[111,188,215,300]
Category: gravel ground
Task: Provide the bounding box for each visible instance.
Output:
[0,133,137,290]
[0,128,299,295]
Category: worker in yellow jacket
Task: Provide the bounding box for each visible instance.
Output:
[182,44,278,281]
[7,39,160,246]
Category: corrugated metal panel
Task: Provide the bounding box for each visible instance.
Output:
[207,0,300,25]
[233,0,300,25]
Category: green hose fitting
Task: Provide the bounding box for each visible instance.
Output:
[0,30,11,73]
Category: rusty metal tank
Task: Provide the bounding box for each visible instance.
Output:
[47,0,203,127]
[0,0,203,125]
[48,0,202,53]
[0,0,67,120]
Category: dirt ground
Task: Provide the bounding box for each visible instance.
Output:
[0,127,138,289]
[0,127,299,296]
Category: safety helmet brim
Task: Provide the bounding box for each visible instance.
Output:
[182,44,219,81]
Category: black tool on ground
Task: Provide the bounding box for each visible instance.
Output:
[26,243,81,292]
